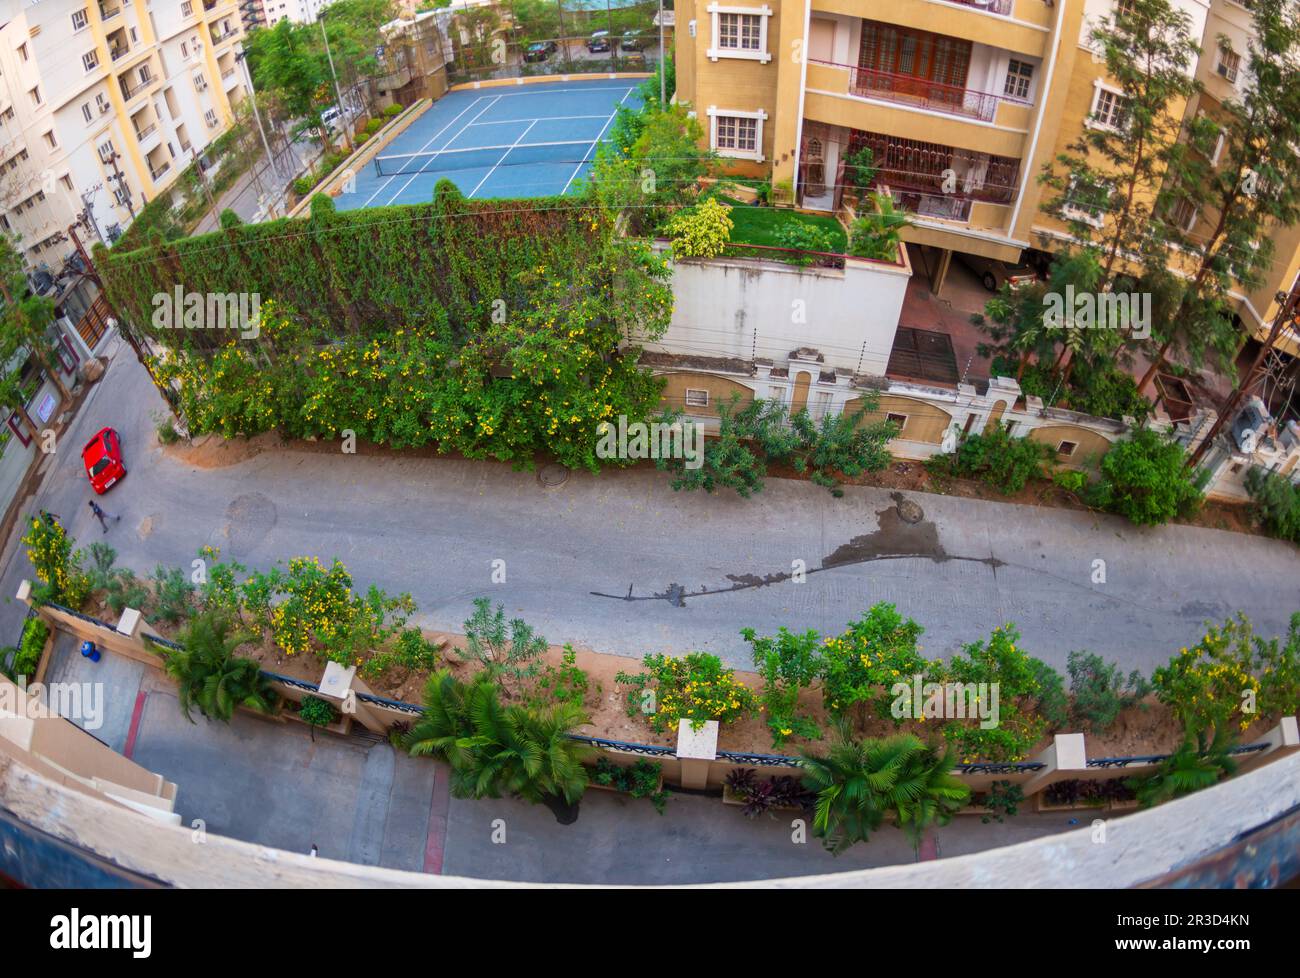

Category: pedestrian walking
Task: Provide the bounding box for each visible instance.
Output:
[88,500,120,533]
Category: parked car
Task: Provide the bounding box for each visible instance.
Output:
[957,252,1040,292]
[524,40,559,62]
[587,30,611,52]
[620,30,646,51]
[82,426,126,495]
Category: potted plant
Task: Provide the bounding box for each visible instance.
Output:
[723,768,813,817]
[587,757,670,814]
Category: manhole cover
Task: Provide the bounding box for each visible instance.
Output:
[895,498,924,525]
[538,463,569,488]
[224,492,277,557]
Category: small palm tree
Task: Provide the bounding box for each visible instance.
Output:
[1128,726,1237,808]
[405,669,596,822]
[801,726,969,855]
[160,610,276,723]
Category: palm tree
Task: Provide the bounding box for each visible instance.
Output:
[1128,725,1237,808]
[159,610,277,723]
[801,727,970,855]
[405,669,597,823]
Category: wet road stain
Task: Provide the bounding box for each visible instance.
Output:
[591,494,1001,606]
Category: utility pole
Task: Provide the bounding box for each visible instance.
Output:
[106,153,136,221]
[658,0,665,106]
[237,48,281,193]
[1188,282,1300,468]
[320,13,350,151]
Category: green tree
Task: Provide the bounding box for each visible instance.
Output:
[405,669,596,822]
[1127,725,1236,808]
[456,597,549,693]
[0,233,73,410]
[801,729,969,855]
[1067,650,1151,731]
[158,610,277,723]
[1090,428,1204,525]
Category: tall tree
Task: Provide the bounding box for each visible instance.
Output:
[0,234,72,408]
[1136,0,1300,390]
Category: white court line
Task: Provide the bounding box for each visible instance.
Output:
[467,114,616,126]
[371,95,503,208]
[360,96,493,208]
[468,120,538,198]
[560,86,635,196]
[482,85,639,98]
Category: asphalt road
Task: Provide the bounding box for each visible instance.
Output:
[3,342,1298,677]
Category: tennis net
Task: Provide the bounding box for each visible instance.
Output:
[372,139,594,177]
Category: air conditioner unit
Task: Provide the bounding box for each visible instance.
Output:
[99,102,112,114]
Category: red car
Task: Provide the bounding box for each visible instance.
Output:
[82,426,126,494]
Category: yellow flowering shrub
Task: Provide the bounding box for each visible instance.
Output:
[617,652,757,733]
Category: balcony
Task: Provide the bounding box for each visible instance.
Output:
[950,0,1012,14]
[99,2,121,19]
[150,160,171,181]
[211,27,239,44]
[133,122,157,140]
[120,75,153,101]
[820,61,1027,124]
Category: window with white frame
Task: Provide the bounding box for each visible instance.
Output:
[1169,195,1197,233]
[81,102,93,123]
[706,4,772,63]
[1088,85,1129,131]
[98,138,115,162]
[708,107,765,161]
[204,108,218,127]
[1217,46,1240,84]
[83,50,99,72]
[96,92,110,114]
[1063,176,1109,228]
[72,9,89,31]
[684,388,710,408]
[182,0,194,14]
[1003,59,1033,100]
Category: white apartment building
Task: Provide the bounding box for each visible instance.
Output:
[262,0,330,28]
[0,0,248,270]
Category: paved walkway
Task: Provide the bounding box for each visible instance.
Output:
[44,632,1082,883]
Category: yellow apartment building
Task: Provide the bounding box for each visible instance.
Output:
[671,0,1299,356]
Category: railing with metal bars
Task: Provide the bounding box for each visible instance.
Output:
[812,59,1028,124]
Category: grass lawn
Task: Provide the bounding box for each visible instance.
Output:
[719,196,847,253]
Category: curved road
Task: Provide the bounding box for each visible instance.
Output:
[4,341,1298,675]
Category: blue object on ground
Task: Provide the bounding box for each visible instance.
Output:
[79,641,96,658]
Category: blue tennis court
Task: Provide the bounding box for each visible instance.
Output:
[337,80,642,210]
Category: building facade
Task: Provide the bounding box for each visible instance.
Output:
[0,0,249,269]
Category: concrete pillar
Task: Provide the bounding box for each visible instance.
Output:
[1021,732,1088,799]
[316,662,388,734]
[676,718,719,790]
[931,248,953,296]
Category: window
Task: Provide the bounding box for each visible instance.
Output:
[885,413,908,432]
[98,138,116,163]
[1217,47,1240,84]
[43,131,56,149]
[96,92,110,114]
[709,107,765,161]
[114,184,131,206]
[181,0,193,14]
[685,388,710,408]
[1116,0,1136,15]
[181,41,188,58]
[83,50,99,72]
[1064,176,1110,228]
[1004,59,1033,100]
[718,13,762,51]
[82,102,94,123]
[1169,196,1197,233]
[139,63,152,84]
[194,73,208,91]
[1057,441,1078,458]
[28,86,42,107]
[204,108,218,127]
[60,175,73,191]
[17,43,27,62]
[1090,86,1129,130]
[72,9,89,30]
[707,4,772,63]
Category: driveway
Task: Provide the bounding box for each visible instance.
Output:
[1,345,1298,680]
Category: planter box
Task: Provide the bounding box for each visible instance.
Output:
[721,783,803,812]
[1035,794,1109,814]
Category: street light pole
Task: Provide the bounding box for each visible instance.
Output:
[658,0,665,106]
[320,14,350,150]
[237,49,279,187]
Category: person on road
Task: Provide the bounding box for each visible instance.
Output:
[88,500,120,533]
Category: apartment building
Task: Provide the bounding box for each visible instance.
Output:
[239,0,268,32]
[0,0,248,269]
[262,0,331,28]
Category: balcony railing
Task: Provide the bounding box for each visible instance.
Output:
[133,122,157,140]
[816,60,1027,124]
[120,77,150,100]
[110,44,130,62]
[99,3,121,19]
[211,28,238,43]
[951,0,1013,14]
[221,67,236,79]
[150,161,171,180]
